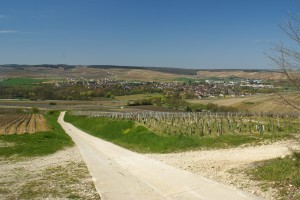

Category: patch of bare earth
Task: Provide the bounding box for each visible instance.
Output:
[0,146,100,200]
[146,140,299,200]
[197,70,285,80]
[0,114,50,135]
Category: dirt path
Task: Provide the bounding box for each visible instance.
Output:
[146,141,298,199]
[58,112,262,200]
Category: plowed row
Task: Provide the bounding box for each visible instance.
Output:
[0,114,49,134]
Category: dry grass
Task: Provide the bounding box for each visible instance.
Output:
[187,93,300,113]
[197,70,285,80]
[109,68,188,81]
[1,66,285,81]
[0,66,187,81]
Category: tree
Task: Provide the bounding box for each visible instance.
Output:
[268,13,300,110]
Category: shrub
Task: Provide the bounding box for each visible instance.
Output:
[31,107,39,114]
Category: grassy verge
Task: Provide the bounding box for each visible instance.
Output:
[0,112,73,158]
[0,77,46,86]
[64,113,290,153]
[248,154,300,200]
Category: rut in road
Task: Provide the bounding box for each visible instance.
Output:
[58,112,263,200]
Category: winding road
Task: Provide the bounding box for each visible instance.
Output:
[58,112,262,200]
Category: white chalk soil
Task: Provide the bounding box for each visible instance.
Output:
[58,112,265,200]
[0,147,100,199]
[147,140,298,200]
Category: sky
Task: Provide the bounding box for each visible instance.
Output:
[0,0,298,69]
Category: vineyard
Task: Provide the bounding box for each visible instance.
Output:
[71,111,300,136]
[0,113,49,134]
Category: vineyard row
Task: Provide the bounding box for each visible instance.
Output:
[72,111,300,136]
[0,114,47,134]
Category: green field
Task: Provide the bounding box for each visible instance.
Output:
[0,78,46,86]
[172,77,196,82]
[115,93,163,101]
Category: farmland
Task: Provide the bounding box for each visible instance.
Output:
[0,77,46,86]
[0,65,286,81]
[0,65,299,199]
[0,111,99,199]
[66,111,295,153]
[0,113,49,134]
[187,93,300,114]
[72,110,299,136]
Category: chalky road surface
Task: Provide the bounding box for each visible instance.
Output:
[58,112,262,200]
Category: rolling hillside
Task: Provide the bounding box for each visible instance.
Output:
[0,65,284,81]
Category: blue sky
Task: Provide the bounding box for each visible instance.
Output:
[0,0,297,69]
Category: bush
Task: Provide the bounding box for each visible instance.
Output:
[128,97,161,106]
[292,149,300,167]
[48,110,55,115]
[31,107,39,114]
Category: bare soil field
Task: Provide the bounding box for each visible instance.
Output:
[0,99,178,113]
[110,68,188,81]
[0,99,127,112]
[188,93,300,113]
[0,146,100,199]
[197,70,285,80]
[0,114,50,134]
[146,139,299,200]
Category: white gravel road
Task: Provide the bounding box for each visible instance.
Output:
[58,112,262,200]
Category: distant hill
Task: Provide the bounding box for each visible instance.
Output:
[0,64,282,80]
[0,64,76,70]
[87,65,199,75]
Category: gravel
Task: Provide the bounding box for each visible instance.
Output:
[146,140,298,200]
[0,146,100,200]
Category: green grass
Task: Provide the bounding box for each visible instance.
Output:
[64,113,290,153]
[115,93,163,101]
[173,77,196,82]
[248,155,300,199]
[0,112,73,158]
[0,78,46,86]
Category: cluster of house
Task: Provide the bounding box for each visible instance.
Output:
[60,78,275,99]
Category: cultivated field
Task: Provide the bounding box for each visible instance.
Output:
[0,65,284,81]
[196,70,285,80]
[0,113,49,134]
[187,93,300,114]
[72,110,299,137]
[0,66,186,80]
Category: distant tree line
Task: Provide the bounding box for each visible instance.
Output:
[0,84,161,100]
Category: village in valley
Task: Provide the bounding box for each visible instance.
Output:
[62,76,277,99]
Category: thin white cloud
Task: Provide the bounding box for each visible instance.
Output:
[0,30,19,34]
